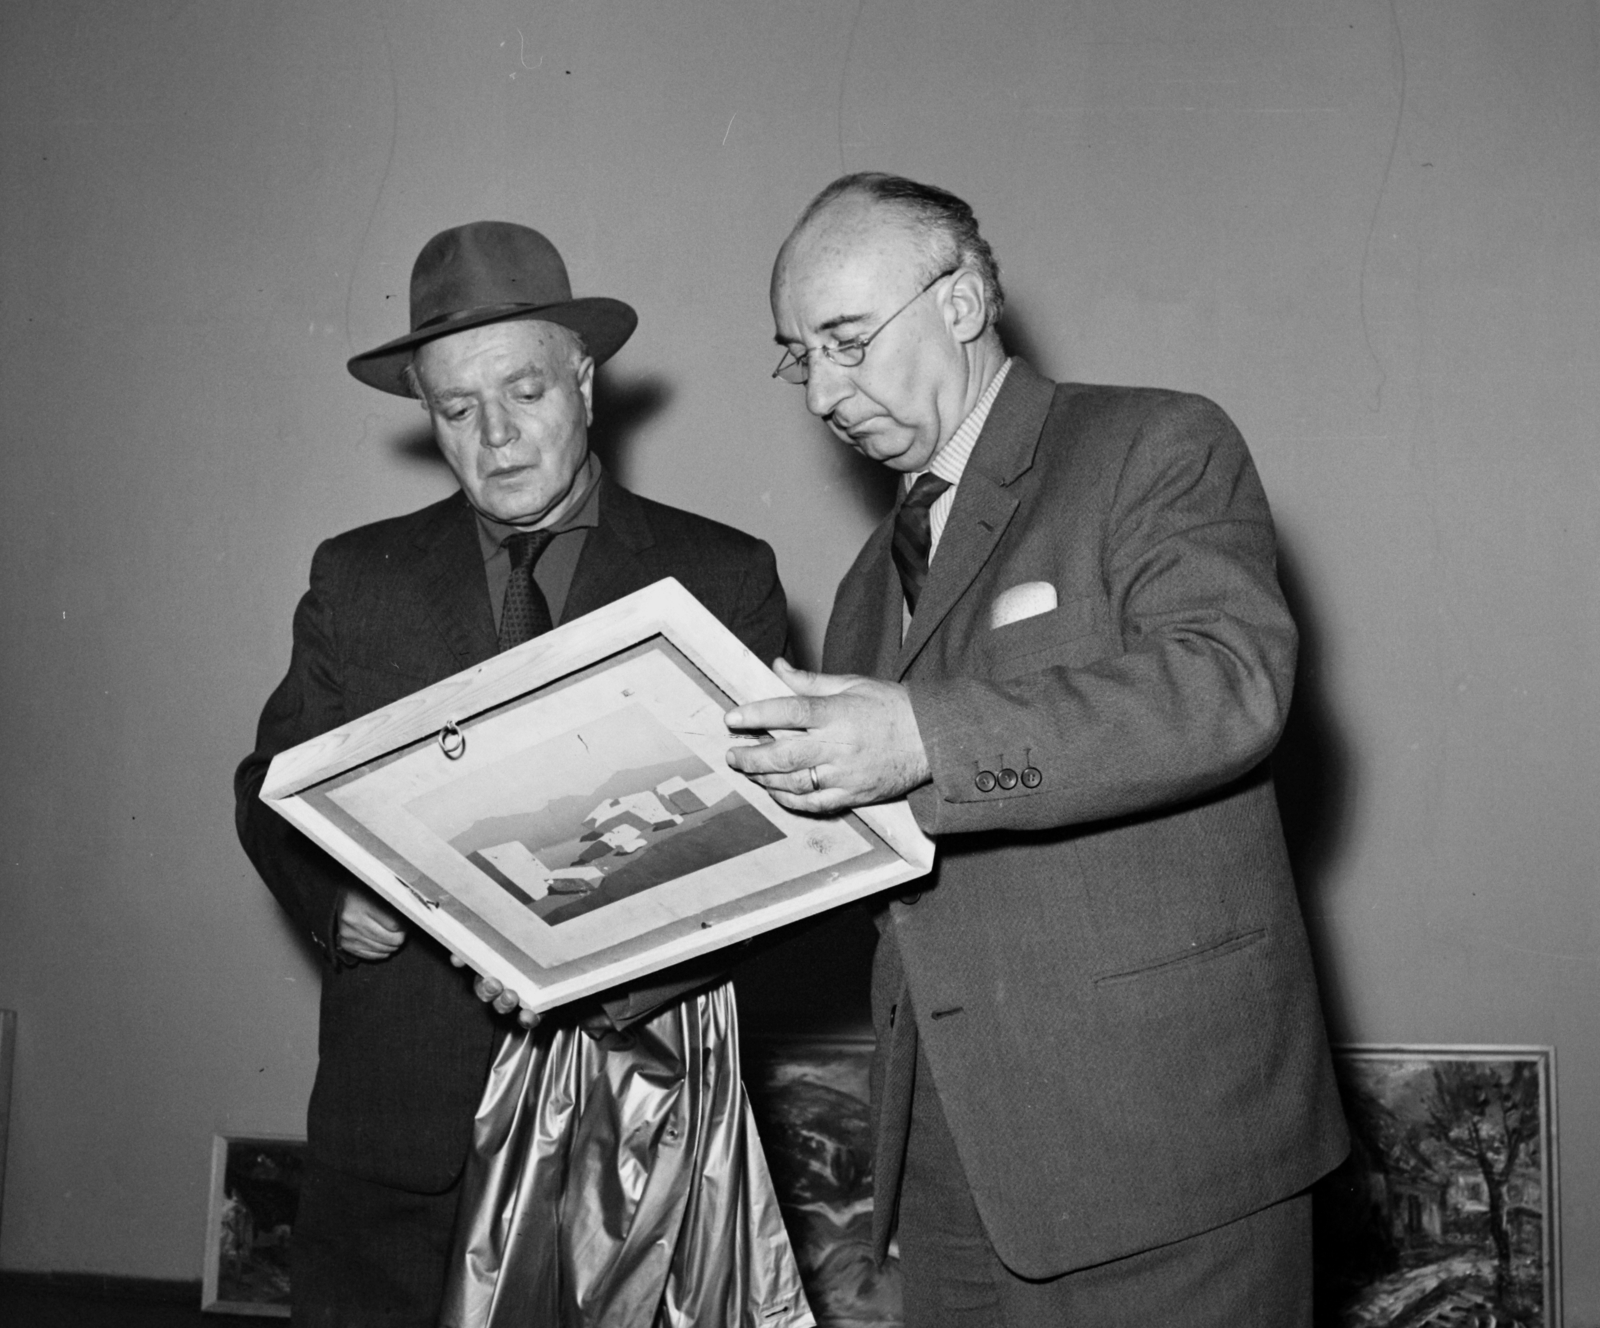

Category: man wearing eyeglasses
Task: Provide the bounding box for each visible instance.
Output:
[726,173,1347,1326]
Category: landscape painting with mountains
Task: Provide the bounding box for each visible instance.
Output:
[404,703,783,926]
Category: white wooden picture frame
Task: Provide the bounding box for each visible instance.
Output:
[261,578,934,1013]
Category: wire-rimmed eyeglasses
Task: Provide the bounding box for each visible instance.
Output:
[772,267,959,385]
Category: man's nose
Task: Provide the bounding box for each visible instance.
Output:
[481,402,519,449]
[803,356,852,419]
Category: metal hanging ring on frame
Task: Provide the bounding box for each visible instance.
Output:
[438,720,466,760]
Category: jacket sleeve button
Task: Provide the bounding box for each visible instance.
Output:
[975,769,997,792]
[1022,766,1042,788]
[997,767,1019,790]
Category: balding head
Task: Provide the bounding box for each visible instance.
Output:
[774,173,1004,328]
[770,174,1008,473]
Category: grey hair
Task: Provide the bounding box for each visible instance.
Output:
[794,171,1005,326]
[404,319,589,402]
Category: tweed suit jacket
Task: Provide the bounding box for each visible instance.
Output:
[822,360,1347,1277]
[235,476,788,1194]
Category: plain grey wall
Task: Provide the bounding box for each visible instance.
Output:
[2,0,1597,1310]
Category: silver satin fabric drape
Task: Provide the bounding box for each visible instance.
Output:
[439,980,814,1328]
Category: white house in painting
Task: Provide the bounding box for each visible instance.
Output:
[585,790,681,835]
[479,841,554,900]
[600,823,648,854]
[656,774,727,814]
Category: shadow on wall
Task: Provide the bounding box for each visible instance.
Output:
[1272,531,1356,1038]
[995,302,1059,383]
[588,372,671,488]
[390,416,443,471]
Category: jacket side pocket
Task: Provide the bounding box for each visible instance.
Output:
[1092,928,1267,989]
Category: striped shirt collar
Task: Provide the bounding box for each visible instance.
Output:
[908,357,1013,558]
[913,357,1012,494]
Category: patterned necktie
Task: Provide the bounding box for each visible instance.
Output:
[498,529,558,651]
[891,473,952,614]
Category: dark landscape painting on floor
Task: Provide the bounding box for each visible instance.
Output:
[1312,1046,1558,1328]
[746,1036,903,1328]
[203,1135,305,1316]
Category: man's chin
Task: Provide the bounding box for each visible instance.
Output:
[468,489,555,527]
[838,427,916,469]
[857,438,930,473]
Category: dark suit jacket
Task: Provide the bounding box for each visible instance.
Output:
[235,476,788,1193]
[823,361,1347,1277]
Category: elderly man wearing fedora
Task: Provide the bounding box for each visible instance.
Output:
[235,223,804,1328]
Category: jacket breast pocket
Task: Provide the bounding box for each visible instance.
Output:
[980,594,1108,677]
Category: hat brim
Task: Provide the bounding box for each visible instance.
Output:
[347,296,638,397]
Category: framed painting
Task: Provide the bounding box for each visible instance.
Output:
[201,1134,306,1316]
[262,578,935,1013]
[1313,1045,1560,1328]
[745,1035,902,1328]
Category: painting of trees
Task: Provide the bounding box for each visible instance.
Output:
[1424,1059,1542,1309]
[1312,1048,1556,1328]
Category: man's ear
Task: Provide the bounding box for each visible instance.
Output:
[946,269,990,344]
[576,355,596,424]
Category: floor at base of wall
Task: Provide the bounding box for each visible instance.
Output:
[0,1272,212,1327]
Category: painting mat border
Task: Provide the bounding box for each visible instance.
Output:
[1332,1042,1560,1326]
[201,1132,304,1317]
[262,578,934,1011]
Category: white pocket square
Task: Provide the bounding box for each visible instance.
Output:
[989,581,1058,629]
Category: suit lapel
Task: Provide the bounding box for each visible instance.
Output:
[561,475,657,622]
[824,518,903,679]
[894,479,1018,677]
[410,493,498,668]
[893,361,1057,678]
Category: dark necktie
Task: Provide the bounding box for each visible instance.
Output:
[498,529,557,651]
[891,473,952,614]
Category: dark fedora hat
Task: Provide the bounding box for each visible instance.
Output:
[347,221,638,396]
